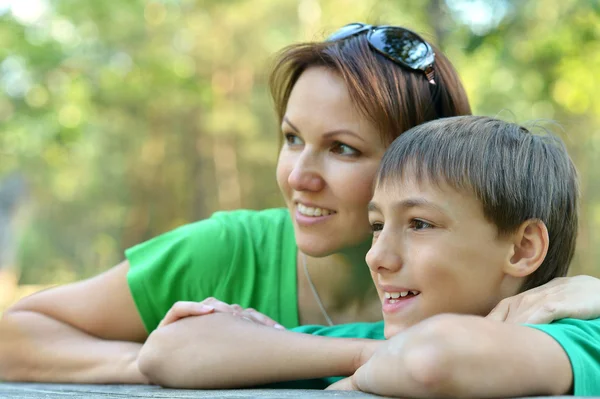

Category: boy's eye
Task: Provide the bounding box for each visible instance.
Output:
[284,133,303,146]
[370,222,384,233]
[331,141,360,157]
[409,219,433,231]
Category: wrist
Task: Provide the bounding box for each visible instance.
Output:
[114,343,150,384]
[352,339,381,373]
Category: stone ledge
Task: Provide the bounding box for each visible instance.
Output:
[0,383,390,398]
[1,383,596,399]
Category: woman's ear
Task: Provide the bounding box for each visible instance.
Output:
[504,220,549,278]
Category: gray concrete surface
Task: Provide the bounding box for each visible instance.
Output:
[0,383,597,398]
[0,383,390,398]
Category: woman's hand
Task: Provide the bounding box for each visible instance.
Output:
[487,275,600,324]
[158,298,285,329]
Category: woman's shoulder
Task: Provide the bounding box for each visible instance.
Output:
[183,207,292,238]
[171,207,294,253]
[207,207,291,226]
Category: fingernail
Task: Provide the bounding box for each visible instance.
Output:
[198,304,214,311]
[274,324,285,330]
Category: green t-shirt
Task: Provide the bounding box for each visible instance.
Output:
[288,319,600,395]
[527,317,600,396]
[126,208,299,333]
[292,321,385,339]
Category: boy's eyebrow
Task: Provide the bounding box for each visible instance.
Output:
[368,197,446,214]
[367,201,380,212]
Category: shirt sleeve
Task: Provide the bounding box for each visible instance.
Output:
[526,317,600,396]
[125,209,298,333]
[126,215,236,333]
[292,322,385,340]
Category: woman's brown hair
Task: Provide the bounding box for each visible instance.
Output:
[269,28,472,144]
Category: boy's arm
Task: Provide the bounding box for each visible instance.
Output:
[339,314,572,398]
[138,312,379,388]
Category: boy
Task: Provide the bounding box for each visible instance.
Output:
[138,116,600,396]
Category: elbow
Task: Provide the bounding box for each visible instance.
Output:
[138,330,174,387]
[0,310,31,381]
[138,322,215,389]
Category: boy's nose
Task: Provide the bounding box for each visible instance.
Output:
[366,233,403,274]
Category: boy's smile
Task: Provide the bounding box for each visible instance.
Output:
[367,176,521,339]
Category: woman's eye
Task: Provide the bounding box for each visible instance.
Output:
[331,141,360,157]
[409,219,433,231]
[284,133,303,146]
[370,222,383,233]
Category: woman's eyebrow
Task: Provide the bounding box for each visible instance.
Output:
[284,116,365,143]
[322,130,365,143]
[283,116,300,132]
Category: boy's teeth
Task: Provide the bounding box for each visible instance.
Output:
[384,290,421,299]
[297,203,335,217]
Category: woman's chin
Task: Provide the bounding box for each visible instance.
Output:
[296,239,338,258]
[294,228,371,258]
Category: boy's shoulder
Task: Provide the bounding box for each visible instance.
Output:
[526,317,600,396]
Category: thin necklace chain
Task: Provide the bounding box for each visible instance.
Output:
[302,252,334,326]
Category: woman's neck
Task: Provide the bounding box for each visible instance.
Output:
[299,240,380,323]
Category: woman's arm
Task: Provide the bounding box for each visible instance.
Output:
[487,275,600,323]
[138,312,378,388]
[0,261,149,383]
[338,314,571,398]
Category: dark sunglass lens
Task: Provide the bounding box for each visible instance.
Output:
[326,23,370,41]
[369,28,434,70]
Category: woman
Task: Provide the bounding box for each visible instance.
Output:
[0,23,598,384]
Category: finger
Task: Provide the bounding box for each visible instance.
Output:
[158,302,215,328]
[202,298,249,315]
[160,303,215,328]
[244,308,285,329]
[231,304,243,312]
[202,298,241,314]
[326,376,355,391]
[231,310,270,326]
[521,302,571,324]
[485,299,510,322]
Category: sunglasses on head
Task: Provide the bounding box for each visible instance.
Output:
[326,23,436,85]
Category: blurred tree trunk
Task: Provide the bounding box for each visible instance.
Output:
[427,0,449,47]
[0,174,28,309]
[212,136,241,211]
[0,174,28,273]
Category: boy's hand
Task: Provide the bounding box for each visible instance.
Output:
[326,376,359,391]
[356,339,384,370]
[158,298,285,329]
[486,275,600,324]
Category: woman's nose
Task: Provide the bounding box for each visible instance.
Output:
[366,232,403,274]
[287,152,325,192]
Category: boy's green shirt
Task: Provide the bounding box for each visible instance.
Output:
[289,317,600,395]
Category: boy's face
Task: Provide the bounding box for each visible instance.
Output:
[367,176,518,339]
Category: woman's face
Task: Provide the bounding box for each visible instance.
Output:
[276,67,388,257]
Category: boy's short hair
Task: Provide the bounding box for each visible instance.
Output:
[377,115,579,292]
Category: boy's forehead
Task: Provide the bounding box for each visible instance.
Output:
[371,175,484,218]
[374,174,444,200]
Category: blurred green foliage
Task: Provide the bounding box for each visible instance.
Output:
[0,0,598,284]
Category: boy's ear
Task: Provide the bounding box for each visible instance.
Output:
[504,220,549,278]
